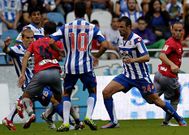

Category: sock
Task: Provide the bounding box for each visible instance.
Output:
[44,104,54,118]
[162,102,181,122]
[164,100,178,123]
[7,104,17,121]
[63,96,71,125]
[23,98,33,116]
[85,93,96,119]
[104,97,118,124]
[54,103,63,119]
[70,106,80,124]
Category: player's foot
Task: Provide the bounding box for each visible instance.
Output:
[84,117,97,130]
[178,118,187,126]
[16,99,24,119]
[75,121,85,130]
[2,117,16,131]
[161,121,179,126]
[101,122,120,129]
[41,112,56,129]
[23,114,36,129]
[57,123,70,132]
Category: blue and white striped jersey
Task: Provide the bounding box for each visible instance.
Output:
[118,32,150,79]
[0,0,21,22]
[50,18,106,74]
[16,23,44,42]
[9,44,33,89]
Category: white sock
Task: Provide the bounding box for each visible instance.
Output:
[23,98,33,116]
[112,102,118,124]
[7,104,17,120]
[44,104,53,118]
[63,101,71,124]
[70,106,79,120]
[85,97,95,119]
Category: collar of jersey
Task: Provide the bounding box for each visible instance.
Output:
[127,32,134,41]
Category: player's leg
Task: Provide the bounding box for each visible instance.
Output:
[80,71,98,130]
[147,93,186,126]
[2,105,17,131]
[70,106,85,130]
[2,96,23,131]
[138,77,187,126]
[57,74,78,132]
[39,88,57,129]
[22,69,58,128]
[162,78,181,126]
[154,72,181,126]
[101,74,130,128]
[21,91,36,129]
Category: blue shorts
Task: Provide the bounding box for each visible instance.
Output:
[113,74,156,99]
[36,87,53,106]
[64,71,97,92]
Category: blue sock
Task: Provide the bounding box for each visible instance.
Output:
[55,103,63,119]
[163,102,181,122]
[63,96,71,102]
[104,97,114,123]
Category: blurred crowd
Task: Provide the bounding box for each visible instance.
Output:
[1,0,189,62]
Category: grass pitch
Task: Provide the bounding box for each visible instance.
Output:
[0,119,189,135]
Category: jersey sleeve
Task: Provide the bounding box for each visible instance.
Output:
[135,37,148,56]
[9,47,18,57]
[161,40,173,55]
[93,26,106,43]
[27,42,34,53]
[50,26,64,41]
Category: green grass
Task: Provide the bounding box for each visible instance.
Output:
[0,119,189,135]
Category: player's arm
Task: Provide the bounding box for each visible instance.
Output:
[2,37,11,53]
[18,51,31,87]
[124,38,150,63]
[92,40,109,67]
[159,52,179,73]
[123,54,150,63]
[49,38,65,57]
[93,40,109,58]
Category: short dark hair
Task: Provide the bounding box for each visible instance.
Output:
[44,21,57,35]
[119,16,132,27]
[137,16,147,23]
[74,1,86,18]
[29,7,42,16]
[91,20,99,25]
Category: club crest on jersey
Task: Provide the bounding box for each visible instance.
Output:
[136,37,142,42]
[128,41,132,45]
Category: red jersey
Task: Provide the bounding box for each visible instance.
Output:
[27,37,63,74]
[158,37,183,78]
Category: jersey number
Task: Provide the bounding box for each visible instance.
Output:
[39,46,52,59]
[69,32,88,51]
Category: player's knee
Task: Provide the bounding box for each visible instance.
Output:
[145,99,154,104]
[22,91,30,98]
[64,88,72,96]
[102,89,111,99]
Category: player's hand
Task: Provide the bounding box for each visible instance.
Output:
[18,74,26,88]
[171,64,179,74]
[93,56,99,67]
[123,57,135,63]
[59,49,65,57]
[4,37,12,47]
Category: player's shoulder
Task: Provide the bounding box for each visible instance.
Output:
[132,33,143,44]
[10,44,25,53]
[165,37,175,46]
